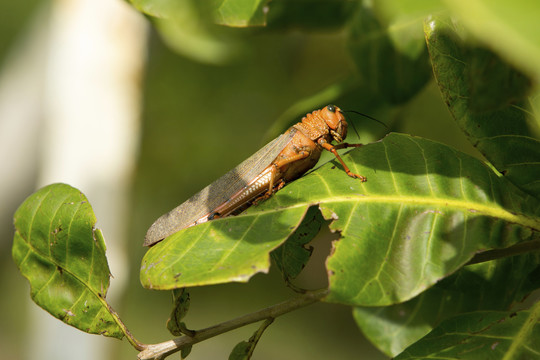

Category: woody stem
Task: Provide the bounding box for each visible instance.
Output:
[137,288,329,360]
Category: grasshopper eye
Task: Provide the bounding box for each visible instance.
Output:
[327,105,336,113]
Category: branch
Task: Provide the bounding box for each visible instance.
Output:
[137,289,329,360]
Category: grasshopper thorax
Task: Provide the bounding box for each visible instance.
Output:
[295,104,348,144]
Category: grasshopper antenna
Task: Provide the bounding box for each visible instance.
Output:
[342,109,388,139]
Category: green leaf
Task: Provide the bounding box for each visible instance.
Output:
[394,300,540,359]
[229,341,252,360]
[353,252,540,356]
[370,0,445,56]
[181,345,193,359]
[271,206,322,285]
[129,0,240,64]
[321,134,539,306]
[12,183,124,338]
[140,206,309,289]
[167,288,192,336]
[347,3,432,104]
[141,133,540,307]
[129,0,357,29]
[425,16,540,199]
[443,0,540,83]
[229,318,274,360]
[214,0,270,27]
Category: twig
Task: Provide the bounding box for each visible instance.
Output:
[137,288,329,360]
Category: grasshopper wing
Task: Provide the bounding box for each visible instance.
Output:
[144,129,297,246]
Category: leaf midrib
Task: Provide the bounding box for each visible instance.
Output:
[260,194,540,231]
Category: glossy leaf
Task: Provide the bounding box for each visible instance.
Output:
[394,301,540,359]
[322,134,538,306]
[425,16,540,199]
[353,252,540,356]
[12,183,123,338]
[141,133,540,307]
[140,206,309,289]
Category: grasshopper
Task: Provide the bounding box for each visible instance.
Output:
[144,105,368,246]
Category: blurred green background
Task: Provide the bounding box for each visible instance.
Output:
[1,0,537,359]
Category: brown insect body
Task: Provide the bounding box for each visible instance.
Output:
[144,105,364,246]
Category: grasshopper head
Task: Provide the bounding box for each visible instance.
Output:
[323,104,347,143]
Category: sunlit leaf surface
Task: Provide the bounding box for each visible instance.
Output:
[141,134,540,305]
[425,16,540,199]
[12,183,123,338]
[395,301,540,359]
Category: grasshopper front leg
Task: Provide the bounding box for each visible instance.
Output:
[318,140,366,181]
